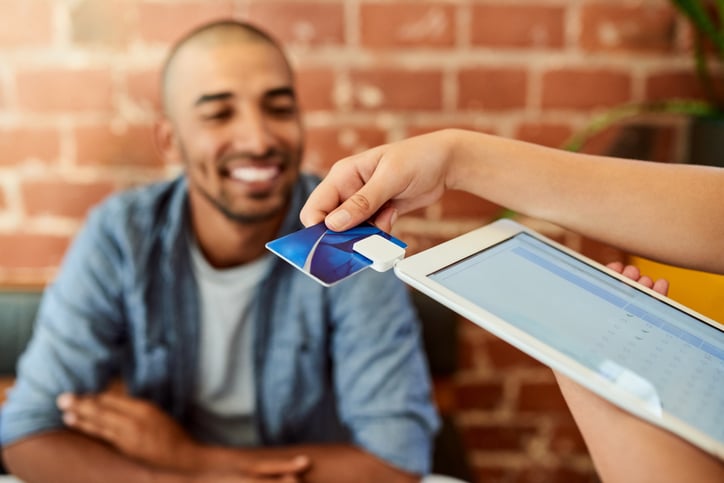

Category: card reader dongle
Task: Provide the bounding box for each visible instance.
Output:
[352,234,406,272]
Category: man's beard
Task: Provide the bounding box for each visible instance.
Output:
[181,143,299,225]
[196,186,285,225]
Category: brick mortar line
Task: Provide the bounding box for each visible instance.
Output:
[0,46,694,67]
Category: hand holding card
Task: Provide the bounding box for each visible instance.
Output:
[266,223,407,286]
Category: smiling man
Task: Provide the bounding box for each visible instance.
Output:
[0,20,438,483]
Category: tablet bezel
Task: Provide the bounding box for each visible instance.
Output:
[394,218,724,459]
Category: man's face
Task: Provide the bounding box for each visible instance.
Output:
[165,40,303,224]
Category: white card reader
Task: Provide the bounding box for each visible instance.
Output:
[353,234,406,272]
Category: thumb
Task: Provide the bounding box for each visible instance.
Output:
[325,193,375,231]
[324,171,398,231]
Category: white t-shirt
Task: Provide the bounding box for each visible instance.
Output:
[188,238,273,446]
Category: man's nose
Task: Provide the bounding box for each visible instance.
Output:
[232,108,274,155]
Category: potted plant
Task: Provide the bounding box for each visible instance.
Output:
[674,0,724,166]
[563,0,724,167]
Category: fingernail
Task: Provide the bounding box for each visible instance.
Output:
[327,209,350,230]
[62,412,77,426]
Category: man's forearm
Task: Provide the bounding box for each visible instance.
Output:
[194,443,420,483]
[51,391,314,481]
[49,392,398,482]
[3,430,190,483]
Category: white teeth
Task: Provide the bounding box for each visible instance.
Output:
[229,166,279,182]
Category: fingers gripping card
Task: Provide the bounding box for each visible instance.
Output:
[266,223,407,286]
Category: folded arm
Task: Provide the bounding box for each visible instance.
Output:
[56,391,419,483]
[194,444,420,483]
[1,430,301,483]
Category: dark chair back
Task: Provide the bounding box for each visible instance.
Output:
[410,289,473,482]
[0,289,42,475]
[0,290,41,376]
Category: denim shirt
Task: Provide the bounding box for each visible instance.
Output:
[0,174,439,474]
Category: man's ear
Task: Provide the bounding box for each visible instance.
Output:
[154,118,182,165]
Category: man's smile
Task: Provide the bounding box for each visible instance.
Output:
[228,164,281,183]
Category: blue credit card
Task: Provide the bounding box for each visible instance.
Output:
[266,222,407,286]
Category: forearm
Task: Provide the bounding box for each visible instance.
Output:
[194,444,419,483]
[445,129,724,272]
[2,430,188,483]
[259,445,419,483]
[555,372,724,483]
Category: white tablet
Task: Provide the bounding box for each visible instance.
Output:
[394,219,724,458]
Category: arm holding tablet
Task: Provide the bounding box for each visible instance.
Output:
[555,371,724,483]
[558,261,723,483]
[300,129,724,482]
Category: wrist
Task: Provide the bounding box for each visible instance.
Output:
[175,440,208,472]
[143,466,192,483]
[441,128,476,192]
[190,444,252,473]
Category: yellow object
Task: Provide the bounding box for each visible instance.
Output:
[629,256,724,324]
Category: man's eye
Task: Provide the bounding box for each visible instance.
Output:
[266,104,297,117]
[203,109,233,121]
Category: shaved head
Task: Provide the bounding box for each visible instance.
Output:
[161,20,290,116]
[154,18,303,234]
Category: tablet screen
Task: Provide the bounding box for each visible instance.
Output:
[429,232,724,444]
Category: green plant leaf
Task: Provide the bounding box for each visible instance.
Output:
[671,0,724,55]
[562,99,718,152]
[714,0,724,37]
[693,31,719,103]
[669,1,724,106]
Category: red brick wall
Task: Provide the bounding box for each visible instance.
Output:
[0,1,702,481]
